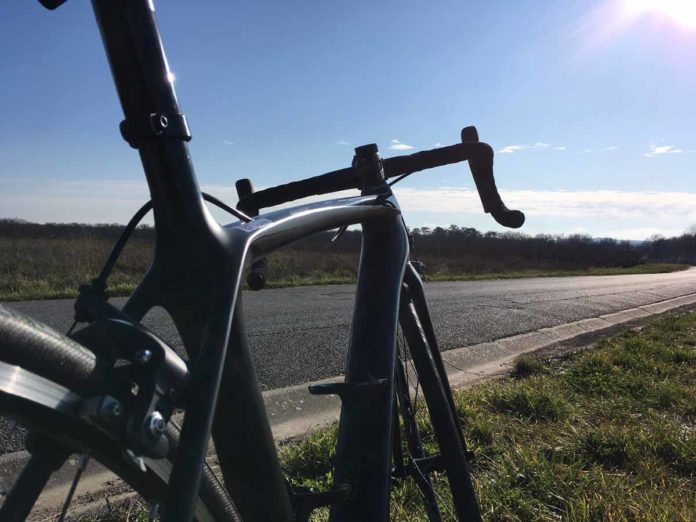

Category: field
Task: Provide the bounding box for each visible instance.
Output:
[0,235,688,301]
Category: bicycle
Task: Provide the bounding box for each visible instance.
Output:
[0,0,524,520]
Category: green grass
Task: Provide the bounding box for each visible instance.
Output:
[278,310,696,521]
[262,263,689,289]
[0,235,688,301]
[424,262,689,282]
[70,311,695,520]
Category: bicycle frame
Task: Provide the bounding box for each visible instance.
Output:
[90,1,416,520]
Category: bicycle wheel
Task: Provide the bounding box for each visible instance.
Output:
[0,304,239,521]
[391,288,482,522]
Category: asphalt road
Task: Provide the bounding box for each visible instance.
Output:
[4,268,696,390]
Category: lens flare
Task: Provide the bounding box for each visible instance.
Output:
[624,0,696,30]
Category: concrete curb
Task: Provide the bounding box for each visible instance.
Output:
[6,291,696,519]
[262,291,696,438]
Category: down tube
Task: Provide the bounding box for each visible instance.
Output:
[329,214,409,522]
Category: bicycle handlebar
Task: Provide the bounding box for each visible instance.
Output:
[237,126,525,228]
[38,0,68,9]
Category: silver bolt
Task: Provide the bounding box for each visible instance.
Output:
[109,402,122,418]
[158,114,168,129]
[134,349,152,366]
[98,397,121,422]
[147,412,166,438]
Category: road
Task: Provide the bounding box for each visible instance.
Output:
[4,268,696,390]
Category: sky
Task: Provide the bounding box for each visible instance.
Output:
[0,0,694,240]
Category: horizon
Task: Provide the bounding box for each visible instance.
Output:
[1,1,694,240]
[1,215,690,243]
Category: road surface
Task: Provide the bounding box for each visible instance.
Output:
[4,268,696,390]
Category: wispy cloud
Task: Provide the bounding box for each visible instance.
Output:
[432,143,442,148]
[644,144,683,157]
[603,227,685,240]
[498,142,565,154]
[389,139,414,151]
[390,187,696,220]
[2,178,694,241]
[335,139,351,146]
[223,140,235,145]
[580,145,618,154]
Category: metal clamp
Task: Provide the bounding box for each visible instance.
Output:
[119,112,192,148]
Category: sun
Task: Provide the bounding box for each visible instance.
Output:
[623,0,696,30]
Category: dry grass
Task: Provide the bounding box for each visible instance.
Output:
[0,237,152,301]
[0,236,688,301]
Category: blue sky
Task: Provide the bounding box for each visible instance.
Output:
[0,0,694,239]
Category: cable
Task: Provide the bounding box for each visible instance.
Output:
[92,192,251,292]
[388,172,414,187]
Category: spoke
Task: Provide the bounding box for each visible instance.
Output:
[409,458,443,522]
[431,476,457,521]
[399,329,422,415]
[57,453,90,522]
[397,325,459,520]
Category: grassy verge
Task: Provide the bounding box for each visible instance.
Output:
[279,310,696,520]
[423,262,690,282]
[257,263,689,289]
[0,235,688,301]
[73,310,695,521]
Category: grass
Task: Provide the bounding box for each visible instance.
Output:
[0,235,688,301]
[0,237,152,301]
[424,262,689,282]
[73,497,154,521]
[70,310,695,520]
[277,310,696,521]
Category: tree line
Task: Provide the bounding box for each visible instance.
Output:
[1,219,694,270]
[280,225,696,271]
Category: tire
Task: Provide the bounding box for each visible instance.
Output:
[393,289,482,522]
[0,304,239,521]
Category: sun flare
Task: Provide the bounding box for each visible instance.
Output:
[623,0,696,30]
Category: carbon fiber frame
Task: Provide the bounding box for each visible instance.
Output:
[89,1,413,520]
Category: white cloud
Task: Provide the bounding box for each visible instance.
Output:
[644,144,683,157]
[499,145,525,154]
[223,140,235,145]
[389,187,696,240]
[498,142,565,154]
[389,187,695,220]
[581,146,618,153]
[335,139,351,146]
[389,139,414,151]
[602,227,684,240]
[566,226,591,235]
[432,143,442,147]
[2,178,694,241]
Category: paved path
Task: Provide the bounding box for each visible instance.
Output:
[5,268,696,390]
